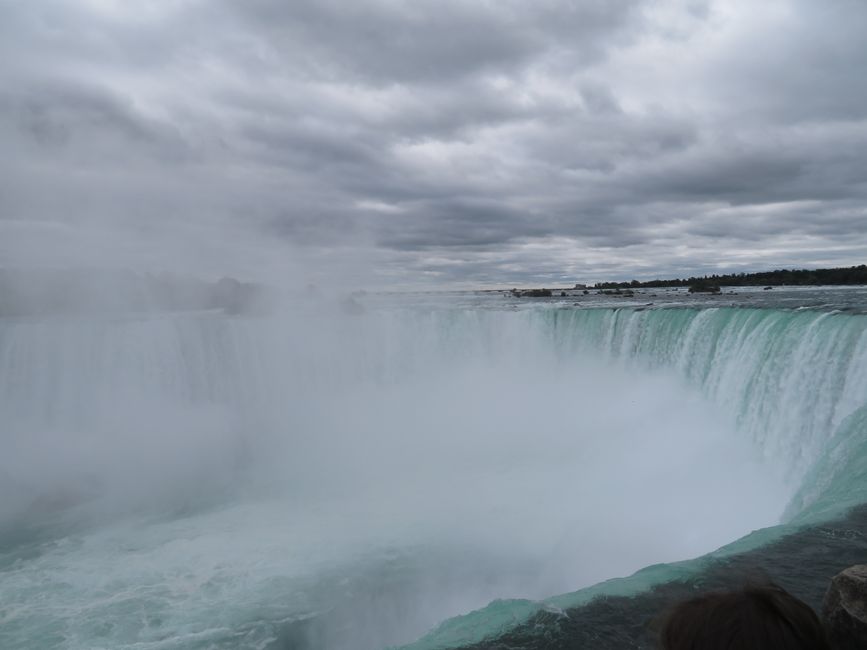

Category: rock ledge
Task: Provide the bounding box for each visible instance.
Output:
[822,564,867,647]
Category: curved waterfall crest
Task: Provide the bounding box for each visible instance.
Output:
[542,307,867,511]
[2,305,867,650]
[3,305,866,521]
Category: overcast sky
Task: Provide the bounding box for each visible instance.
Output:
[1,0,866,287]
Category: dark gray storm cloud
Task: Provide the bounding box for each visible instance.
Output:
[1,0,865,286]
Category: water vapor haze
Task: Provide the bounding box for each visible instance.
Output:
[0,305,789,648]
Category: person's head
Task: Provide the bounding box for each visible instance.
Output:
[658,583,830,649]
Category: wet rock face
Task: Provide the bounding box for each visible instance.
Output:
[822,564,867,648]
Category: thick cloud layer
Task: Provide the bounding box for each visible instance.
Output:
[1,0,865,286]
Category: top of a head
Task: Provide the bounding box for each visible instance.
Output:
[658,584,830,650]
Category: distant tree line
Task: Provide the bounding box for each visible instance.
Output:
[594,264,867,290]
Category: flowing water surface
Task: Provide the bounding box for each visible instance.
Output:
[2,286,867,649]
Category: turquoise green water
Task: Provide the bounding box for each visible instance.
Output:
[402,305,867,650]
[2,297,867,649]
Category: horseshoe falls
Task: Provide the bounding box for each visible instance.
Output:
[2,292,867,650]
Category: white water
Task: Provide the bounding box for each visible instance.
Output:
[5,302,856,649]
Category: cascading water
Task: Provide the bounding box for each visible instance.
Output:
[1,298,865,650]
[542,307,867,510]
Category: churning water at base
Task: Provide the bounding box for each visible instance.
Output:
[2,296,867,649]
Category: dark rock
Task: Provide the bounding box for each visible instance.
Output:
[764,286,774,290]
[688,283,721,294]
[517,289,553,298]
[560,291,567,297]
[822,564,867,648]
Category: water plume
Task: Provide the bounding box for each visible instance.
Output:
[0,298,796,649]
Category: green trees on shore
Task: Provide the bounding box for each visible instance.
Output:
[595,264,867,290]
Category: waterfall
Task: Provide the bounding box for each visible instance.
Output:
[541,307,867,518]
[2,303,866,650]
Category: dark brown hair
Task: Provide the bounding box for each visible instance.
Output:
[658,583,830,649]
